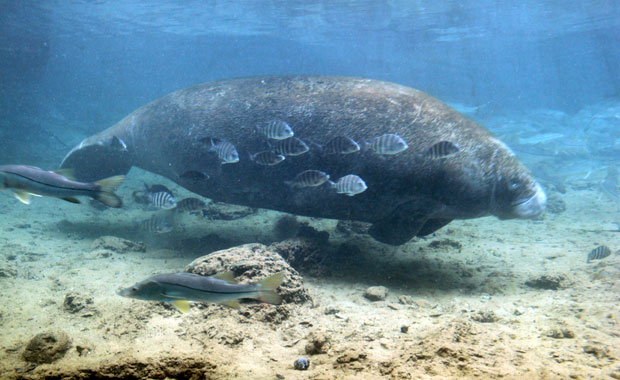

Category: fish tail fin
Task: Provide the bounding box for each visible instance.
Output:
[94,175,125,208]
[327,180,337,188]
[257,272,284,305]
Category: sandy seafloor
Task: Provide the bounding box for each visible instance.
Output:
[0,166,619,380]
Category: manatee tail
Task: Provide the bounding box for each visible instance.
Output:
[256,272,284,305]
[93,175,125,208]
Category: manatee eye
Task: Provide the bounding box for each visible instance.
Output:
[509,179,521,191]
[132,287,138,291]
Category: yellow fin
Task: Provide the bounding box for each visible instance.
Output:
[94,175,125,192]
[257,272,284,305]
[212,271,237,283]
[172,300,191,313]
[220,300,240,309]
[14,191,33,205]
[52,168,75,180]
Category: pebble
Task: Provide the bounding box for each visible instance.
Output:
[364,286,388,301]
[293,357,310,370]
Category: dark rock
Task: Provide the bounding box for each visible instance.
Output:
[185,243,310,305]
[364,286,388,301]
[272,214,301,240]
[545,328,575,339]
[305,331,330,355]
[271,238,326,274]
[63,292,96,317]
[525,274,568,290]
[335,220,370,235]
[90,236,146,253]
[22,331,72,364]
[293,357,310,370]
[400,325,409,333]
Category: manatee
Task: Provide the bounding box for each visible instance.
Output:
[61,76,546,245]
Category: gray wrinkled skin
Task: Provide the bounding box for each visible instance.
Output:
[62,76,546,245]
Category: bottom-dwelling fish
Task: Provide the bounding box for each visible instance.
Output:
[0,164,124,207]
[118,271,283,313]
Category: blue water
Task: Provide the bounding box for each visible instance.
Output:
[2,1,619,167]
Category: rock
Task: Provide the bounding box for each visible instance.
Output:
[90,236,146,253]
[335,220,370,235]
[305,330,330,355]
[400,325,409,333]
[364,286,388,301]
[271,238,326,274]
[185,243,310,305]
[583,345,609,359]
[87,249,114,259]
[428,239,463,251]
[525,274,568,290]
[397,295,415,306]
[546,192,566,214]
[22,331,72,364]
[63,292,96,317]
[0,263,17,278]
[470,310,500,323]
[545,328,575,339]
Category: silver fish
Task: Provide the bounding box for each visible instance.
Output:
[322,136,360,155]
[286,170,330,188]
[0,165,124,207]
[426,141,460,159]
[175,197,206,212]
[587,245,611,263]
[250,151,285,166]
[274,137,309,156]
[118,271,283,313]
[201,138,239,164]
[140,215,173,234]
[367,133,408,155]
[258,120,294,140]
[149,191,177,209]
[329,174,367,196]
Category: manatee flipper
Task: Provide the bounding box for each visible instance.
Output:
[369,200,447,245]
[416,218,453,237]
[60,138,132,182]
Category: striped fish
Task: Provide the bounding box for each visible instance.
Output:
[367,133,408,155]
[148,191,177,209]
[426,141,460,159]
[249,151,285,166]
[200,137,239,164]
[141,215,173,234]
[274,137,309,156]
[587,245,611,263]
[322,136,360,155]
[258,120,294,140]
[286,170,330,188]
[175,197,206,212]
[329,174,367,196]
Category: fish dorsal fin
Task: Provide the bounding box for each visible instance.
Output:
[172,300,191,313]
[220,300,240,309]
[13,191,35,204]
[212,271,237,283]
[52,168,75,180]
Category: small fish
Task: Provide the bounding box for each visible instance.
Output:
[179,170,210,182]
[274,137,309,156]
[0,165,124,207]
[149,191,177,209]
[200,137,239,164]
[329,175,368,196]
[118,271,284,313]
[322,136,360,155]
[258,120,294,140]
[140,215,173,234]
[367,133,408,155]
[249,151,285,166]
[286,170,330,188]
[175,197,206,212]
[587,245,612,263]
[426,141,460,159]
[110,136,128,152]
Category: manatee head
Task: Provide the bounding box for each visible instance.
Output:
[485,138,546,220]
